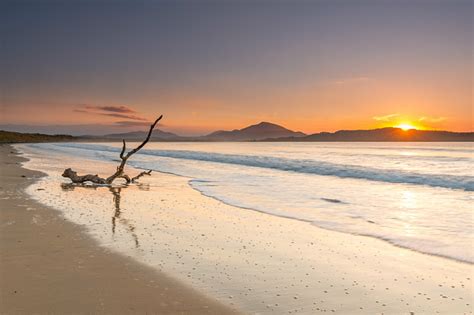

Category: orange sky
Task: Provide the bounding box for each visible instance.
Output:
[1,1,472,135]
[2,72,470,135]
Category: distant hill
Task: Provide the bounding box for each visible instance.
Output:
[265,127,474,142]
[202,122,306,141]
[0,130,76,143]
[98,129,182,141]
[2,126,472,143]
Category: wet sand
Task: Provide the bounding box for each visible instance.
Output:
[15,142,474,314]
[0,144,238,314]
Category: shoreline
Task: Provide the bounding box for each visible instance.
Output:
[5,142,473,314]
[0,144,238,314]
[190,180,473,266]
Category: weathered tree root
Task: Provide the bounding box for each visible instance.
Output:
[62,168,107,184]
[62,115,162,185]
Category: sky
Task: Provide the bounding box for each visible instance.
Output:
[1,0,472,135]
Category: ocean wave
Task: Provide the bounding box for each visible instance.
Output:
[48,143,474,191]
[310,220,473,264]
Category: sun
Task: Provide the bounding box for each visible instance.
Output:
[395,123,417,131]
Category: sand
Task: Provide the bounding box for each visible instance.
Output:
[0,144,238,314]
[2,142,473,314]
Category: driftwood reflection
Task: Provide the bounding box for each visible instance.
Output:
[60,183,140,248]
[109,187,140,248]
[61,182,99,191]
[136,183,150,191]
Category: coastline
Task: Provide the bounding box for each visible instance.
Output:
[4,142,473,314]
[0,144,238,314]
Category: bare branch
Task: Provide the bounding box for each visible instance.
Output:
[119,139,126,159]
[62,115,162,185]
[125,115,163,159]
[117,174,131,184]
[131,170,152,183]
[105,115,162,184]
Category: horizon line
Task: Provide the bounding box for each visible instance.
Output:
[1,122,473,138]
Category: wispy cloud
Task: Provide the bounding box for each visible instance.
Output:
[418,116,447,123]
[75,104,147,121]
[83,105,136,113]
[373,113,399,121]
[102,113,148,121]
[373,114,448,125]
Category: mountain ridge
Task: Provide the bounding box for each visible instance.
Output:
[263,127,474,142]
[3,123,472,142]
[202,122,306,141]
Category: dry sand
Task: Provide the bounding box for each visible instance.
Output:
[0,144,238,314]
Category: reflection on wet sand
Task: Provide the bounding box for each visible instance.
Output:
[109,187,140,248]
[60,182,99,191]
[61,183,140,248]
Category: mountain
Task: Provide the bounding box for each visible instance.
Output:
[203,122,306,141]
[5,126,470,143]
[265,127,474,142]
[101,129,182,141]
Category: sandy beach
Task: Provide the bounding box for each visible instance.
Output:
[2,1,472,313]
[0,142,470,314]
[0,144,237,314]
[0,0,474,315]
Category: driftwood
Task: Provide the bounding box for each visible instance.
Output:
[62,115,162,185]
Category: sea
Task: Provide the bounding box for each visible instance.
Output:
[21,141,473,264]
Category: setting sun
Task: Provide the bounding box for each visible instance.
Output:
[395,123,417,131]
